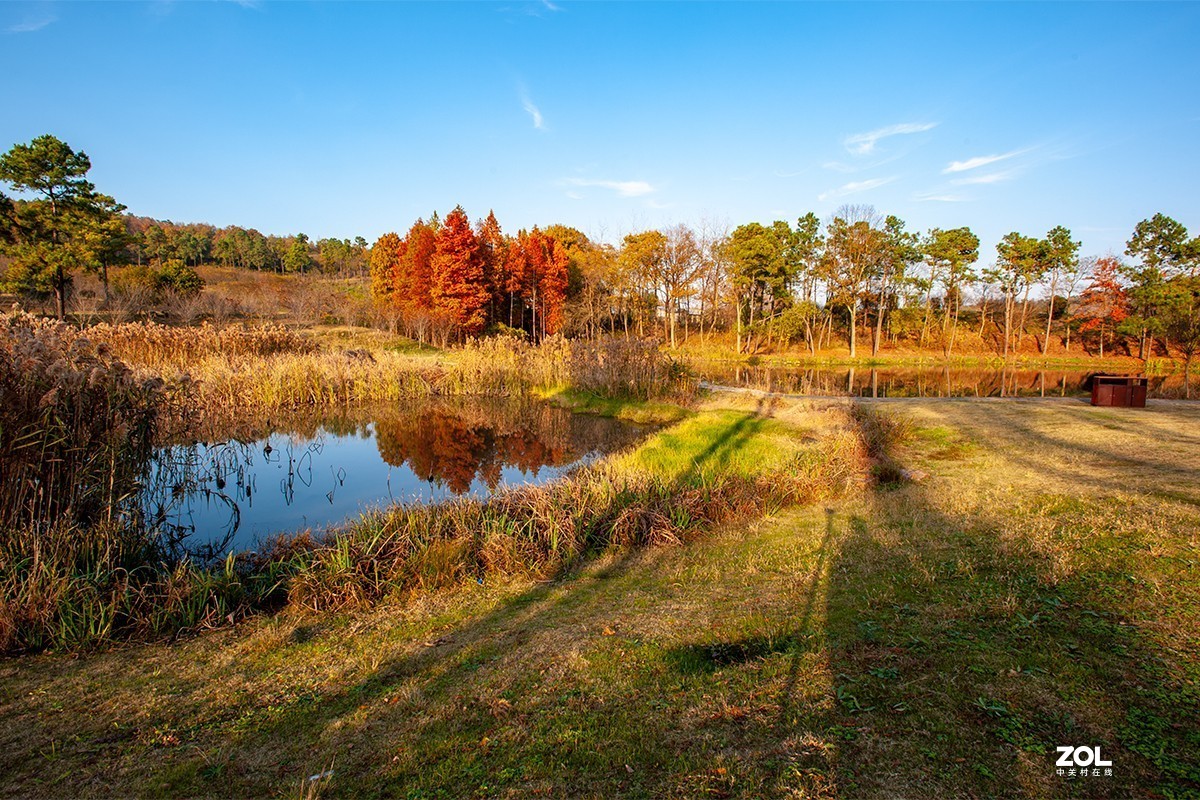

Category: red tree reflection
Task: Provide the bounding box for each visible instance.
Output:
[374,407,573,494]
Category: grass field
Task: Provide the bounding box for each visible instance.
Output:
[0,397,1197,798]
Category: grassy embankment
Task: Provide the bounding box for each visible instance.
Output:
[1,395,1197,797]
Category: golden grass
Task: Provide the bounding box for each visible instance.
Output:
[68,321,692,419]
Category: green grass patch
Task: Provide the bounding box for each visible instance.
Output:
[616,409,806,482]
[536,386,691,425]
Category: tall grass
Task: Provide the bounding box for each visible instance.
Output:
[0,522,297,652]
[0,313,169,531]
[82,320,316,371]
[445,335,693,400]
[0,313,177,651]
[75,322,692,418]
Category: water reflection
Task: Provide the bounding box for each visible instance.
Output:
[142,398,649,554]
[698,364,1194,399]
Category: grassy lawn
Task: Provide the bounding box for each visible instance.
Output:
[0,398,1197,798]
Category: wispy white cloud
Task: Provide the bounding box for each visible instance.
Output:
[822,161,859,173]
[498,1,562,18]
[844,122,937,155]
[518,85,547,130]
[565,191,584,201]
[950,171,1014,186]
[7,15,57,33]
[519,90,545,130]
[913,190,968,203]
[943,148,1031,174]
[817,176,896,202]
[565,178,655,197]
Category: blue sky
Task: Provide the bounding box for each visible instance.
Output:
[2,1,1197,260]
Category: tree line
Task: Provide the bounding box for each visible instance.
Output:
[131,217,369,278]
[2,134,1197,366]
[0,135,369,315]
[368,205,1195,366]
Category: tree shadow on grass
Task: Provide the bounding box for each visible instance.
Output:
[665,507,836,679]
[811,404,1200,798]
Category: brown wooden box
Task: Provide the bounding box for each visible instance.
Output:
[1090,375,1148,407]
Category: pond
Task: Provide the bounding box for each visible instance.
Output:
[142,398,651,556]
[696,364,1195,400]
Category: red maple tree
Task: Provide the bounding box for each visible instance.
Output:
[1075,255,1129,357]
[522,227,570,337]
[430,206,490,336]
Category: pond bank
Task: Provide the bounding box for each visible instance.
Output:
[0,386,862,652]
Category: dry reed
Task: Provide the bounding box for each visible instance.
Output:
[78,323,692,419]
[0,313,170,531]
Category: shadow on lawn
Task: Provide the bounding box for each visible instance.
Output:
[212,403,1199,798]
[805,404,1200,798]
[24,400,1198,798]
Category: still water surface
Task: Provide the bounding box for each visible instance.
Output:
[143,398,649,554]
[697,364,1194,399]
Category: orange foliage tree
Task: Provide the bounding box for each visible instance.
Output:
[1075,255,1129,358]
[430,206,490,337]
[520,227,570,338]
[396,219,435,316]
[477,210,509,326]
[368,207,570,341]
